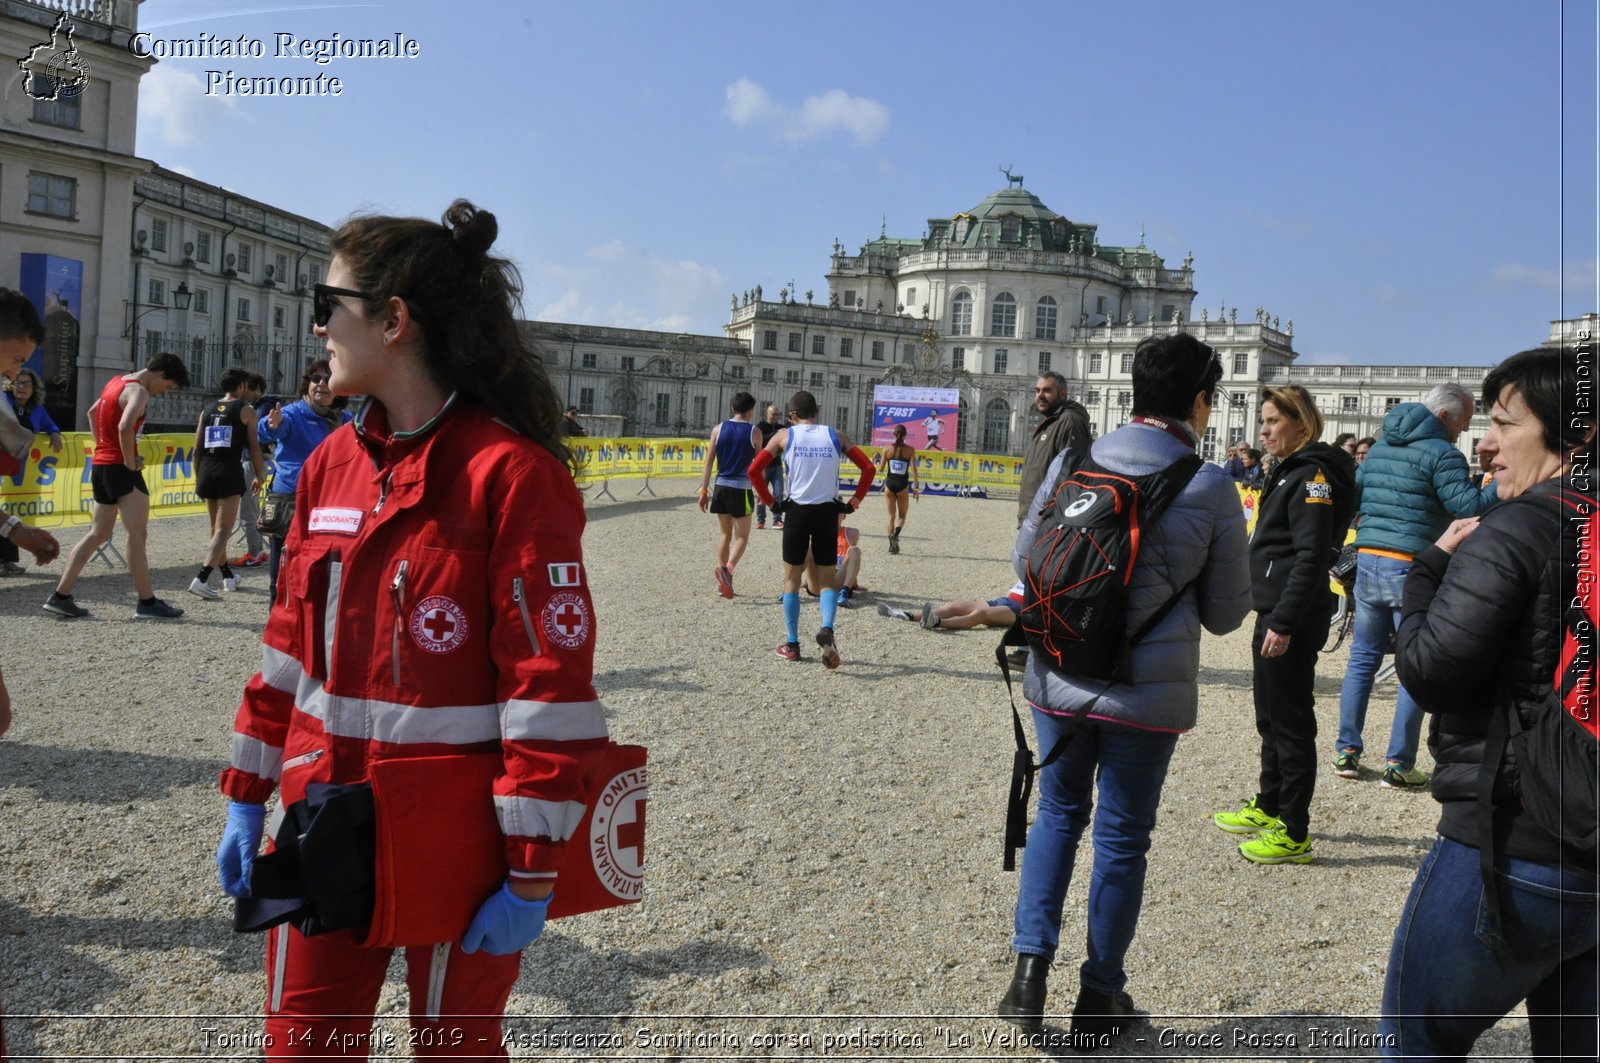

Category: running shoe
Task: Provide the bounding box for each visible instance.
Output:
[231,551,268,569]
[715,565,733,599]
[188,577,220,600]
[1212,796,1284,834]
[888,533,899,555]
[877,603,912,621]
[41,592,89,619]
[135,598,185,620]
[0,562,25,577]
[816,627,841,670]
[756,521,766,530]
[773,519,783,529]
[1239,828,1314,865]
[774,642,801,661]
[1380,765,1430,791]
[1333,749,1361,779]
[920,602,938,629]
[222,574,243,593]
[838,587,852,608]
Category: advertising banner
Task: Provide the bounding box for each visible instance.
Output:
[17,252,83,389]
[870,385,960,453]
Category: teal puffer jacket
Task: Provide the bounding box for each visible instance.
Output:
[1353,403,1497,556]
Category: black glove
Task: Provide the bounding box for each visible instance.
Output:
[769,498,787,517]
[834,498,854,514]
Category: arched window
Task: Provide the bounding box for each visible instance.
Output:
[1035,295,1057,340]
[949,290,973,336]
[990,292,1017,337]
[983,397,1011,453]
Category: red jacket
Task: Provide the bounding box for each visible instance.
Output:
[220,396,608,882]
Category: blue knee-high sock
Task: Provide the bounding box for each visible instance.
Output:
[782,592,800,644]
[820,588,838,630]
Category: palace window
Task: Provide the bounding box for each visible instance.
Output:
[839,338,853,359]
[993,349,1009,374]
[871,340,885,361]
[1089,352,1103,374]
[148,279,166,304]
[1034,296,1057,340]
[31,79,81,128]
[761,367,775,383]
[578,387,595,414]
[26,172,76,218]
[812,335,825,356]
[1341,395,1359,413]
[951,347,965,371]
[653,393,670,426]
[151,219,168,253]
[1120,352,1134,374]
[762,330,777,351]
[990,292,1017,337]
[195,232,212,263]
[582,352,598,369]
[237,298,251,323]
[1037,351,1051,374]
[193,288,210,314]
[788,332,802,353]
[1233,351,1250,375]
[950,291,973,336]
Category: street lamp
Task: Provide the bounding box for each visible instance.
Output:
[123,281,191,338]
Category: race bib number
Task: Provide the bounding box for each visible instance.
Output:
[203,425,234,450]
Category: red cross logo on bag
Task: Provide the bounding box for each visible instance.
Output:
[409,596,469,654]
[542,591,591,650]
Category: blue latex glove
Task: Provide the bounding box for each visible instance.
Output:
[217,801,266,898]
[461,881,552,955]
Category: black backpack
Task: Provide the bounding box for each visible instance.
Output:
[1019,448,1203,683]
[999,446,1202,871]
[1476,484,1598,944]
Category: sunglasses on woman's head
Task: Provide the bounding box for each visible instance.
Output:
[312,284,374,328]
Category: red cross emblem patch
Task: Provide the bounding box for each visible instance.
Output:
[542,590,591,650]
[409,595,469,654]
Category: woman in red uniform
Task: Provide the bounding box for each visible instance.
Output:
[216,201,609,1057]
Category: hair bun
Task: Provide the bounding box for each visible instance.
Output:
[443,199,497,259]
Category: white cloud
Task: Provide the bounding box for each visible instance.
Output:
[724,78,888,145]
[529,241,729,334]
[1490,259,1599,296]
[138,63,239,149]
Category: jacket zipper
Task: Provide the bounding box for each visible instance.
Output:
[281,749,324,773]
[512,577,542,656]
[373,469,392,515]
[390,559,409,686]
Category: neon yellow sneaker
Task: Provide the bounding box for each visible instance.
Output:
[1211,796,1284,834]
[1239,828,1314,865]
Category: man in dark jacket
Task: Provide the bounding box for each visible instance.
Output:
[1016,371,1091,527]
[1333,383,1496,789]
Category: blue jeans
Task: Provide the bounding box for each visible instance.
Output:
[755,464,784,524]
[1380,835,1599,1061]
[1011,710,1179,995]
[1336,553,1425,769]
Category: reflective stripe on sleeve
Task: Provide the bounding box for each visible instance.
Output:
[230,732,284,782]
[500,698,609,743]
[493,794,586,844]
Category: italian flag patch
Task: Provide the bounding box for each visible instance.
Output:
[548,562,582,587]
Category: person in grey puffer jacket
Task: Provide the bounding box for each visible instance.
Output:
[1334,386,1497,788]
[997,333,1250,1045]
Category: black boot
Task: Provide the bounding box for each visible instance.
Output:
[997,954,1049,1032]
[1068,986,1136,1052]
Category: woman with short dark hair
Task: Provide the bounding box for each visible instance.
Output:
[1379,346,1596,1060]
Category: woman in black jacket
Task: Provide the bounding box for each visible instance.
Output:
[1379,346,1596,1061]
[1212,384,1354,864]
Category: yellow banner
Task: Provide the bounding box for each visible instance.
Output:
[0,432,209,529]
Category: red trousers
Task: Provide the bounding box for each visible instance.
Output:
[262,924,521,1060]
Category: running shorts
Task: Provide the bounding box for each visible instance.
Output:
[709,485,754,517]
[90,464,148,505]
[195,458,247,500]
[782,501,841,567]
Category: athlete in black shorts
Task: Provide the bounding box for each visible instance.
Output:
[188,368,265,600]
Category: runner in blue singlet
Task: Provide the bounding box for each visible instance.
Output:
[698,392,762,599]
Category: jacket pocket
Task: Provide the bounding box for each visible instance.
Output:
[511,576,543,657]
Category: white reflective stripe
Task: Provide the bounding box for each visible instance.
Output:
[494,794,586,843]
[260,644,301,694]
[426,942,449,1021]
[230,733,283,782]
[270,924,288,1012]
[294,677,500,745]
[500,699,609,743]
[323,558,342,670]
[266,802,286,843]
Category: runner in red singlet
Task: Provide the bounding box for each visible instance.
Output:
[43,352,190,620]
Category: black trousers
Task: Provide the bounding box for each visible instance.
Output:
[1251,599,1332,840]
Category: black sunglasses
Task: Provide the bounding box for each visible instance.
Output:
[312,284,374,328]
[306,374,331,386]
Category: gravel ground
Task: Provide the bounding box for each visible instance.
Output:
[0,484,1532,1061]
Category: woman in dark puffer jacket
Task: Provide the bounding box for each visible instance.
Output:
[1380,345,1597,1061]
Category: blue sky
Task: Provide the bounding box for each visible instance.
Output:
[134,0,1597,365]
